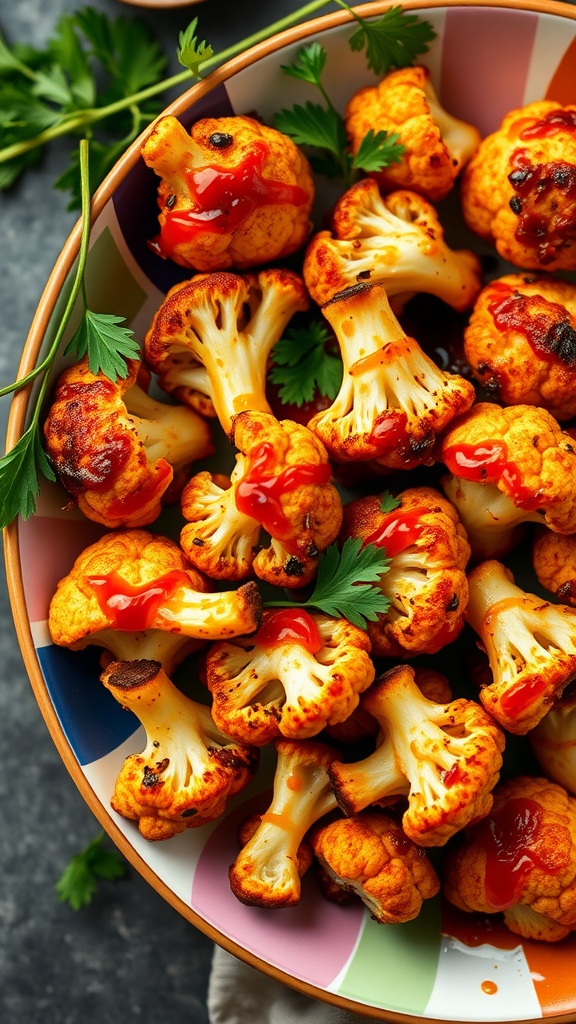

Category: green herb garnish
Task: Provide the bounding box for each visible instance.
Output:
[55,832,127,910]
[380,491,402,514]
[268,322,343,407]
[347,3,436,76]
[265,537,390,630]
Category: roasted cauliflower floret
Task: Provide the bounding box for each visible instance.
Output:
[440,401,576,559]
[303,179,481,309]
[461,101,576,270]
[465,559,576,735]
[443,775,576,941]
[464,274,576,420]
[532,528,576,606]
[228,738,338,907]
[311,810,440,923]
[142,114,315,271]
[43,357,212,528]
[345,65,480,202]
[308,282,475,469]
[181,410,342,589]
[329,664,505,847]
[144,268,309,437]
[205,607,375,745]
[101,659,258,840]
[340,486,470,658]
[48,529,262,669]
[530,686,576,797]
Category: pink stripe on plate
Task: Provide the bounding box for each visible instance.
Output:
[439,8,539,137]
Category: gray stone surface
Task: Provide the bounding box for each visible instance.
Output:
[0,0,317,1020]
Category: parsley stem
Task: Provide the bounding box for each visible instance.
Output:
[0,0,335,167]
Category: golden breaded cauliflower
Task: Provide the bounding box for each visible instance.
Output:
[141,114,314,271]
[329,664,505,847]
[340,486,470,658]
[465,559,576,734]
[345,65,480,202]
[205,607,375,745]
[533,528,576,605]
[48,529,261,666]
[144,268,309,437]
[440,401,576,559]
[180,410,342,589]
[303,179,481,309]
[443,775,576,941]
[43,357,212,528]
[461,101,576,270]
[308,282,475,469]
[311,810,440,923]
[101,659,258,840]
[464,274,576,420]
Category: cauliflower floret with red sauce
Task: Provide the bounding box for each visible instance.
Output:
[340,487,470,658]
[464,274,576,420]
[144,268,309,437]
[48,529,262,670]
[101,658,258,841]
[228,738,338,907]
[43,357,212,528]
[465,559,576,735]
[303,179,481,309]
[311,810,440,923]
[443,775,576,942]
[440,401,576,560]
[141,114,314,272]
[307,282,475,470]
[180,411,343,589]
[461,101,576,271]
[329,664,505,847]
[204,607,375,746]
[345,65,480,202]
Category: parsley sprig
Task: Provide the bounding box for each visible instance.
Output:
[55,832,127,910]
[265,537,391,630]
[0,140,140,529]
[268,321,343,407]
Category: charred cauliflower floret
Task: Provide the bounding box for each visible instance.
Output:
[461,101,576,270]
[181,410,342,589]
[228,738,338,908]
[440,401,576,560]
[43,357,212,528]
[308,282,475,469]
[101,659,258,840]
[205,607,375,745]
[144,268,309,437]
[303,179,481,309]
[48,529,262,670]
[141,114,314,272]
[345,65,480,202]
[465,559,576,735]
[311,810,440,923]
[530,686,576,797]
[329,664,505,847]
[464,274,576,420]
[533,528,576,606]
[443,775,576,942]
[340,486,470,658]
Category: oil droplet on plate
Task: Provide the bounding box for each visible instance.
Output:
[481,980,498,995]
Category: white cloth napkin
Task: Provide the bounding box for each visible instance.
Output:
[207,944,376,1024]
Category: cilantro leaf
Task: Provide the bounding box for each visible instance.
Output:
[269,322,342,407]
[352,128,405,173]
[65,309,141,380]
[273,100,347,159]
[55,833,127,911]
[280,41,326,86]
[348,5,436,76]
[380,491,401,514]
[177,17,213,75]
[0,424,55,529]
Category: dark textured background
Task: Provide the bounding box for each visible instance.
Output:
[0,1,331,1020]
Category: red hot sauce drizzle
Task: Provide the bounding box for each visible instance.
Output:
[442,440,540,509]
[255,608,323,654]
[87,569,190,631]
[235,442,331,544]
[474,797,564,911]
[105,458,172,519]
[151,142,310,258]
[508,136,576,265]
[487,282,576,366]
[369,411,410,456]
[364,506,427,557]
